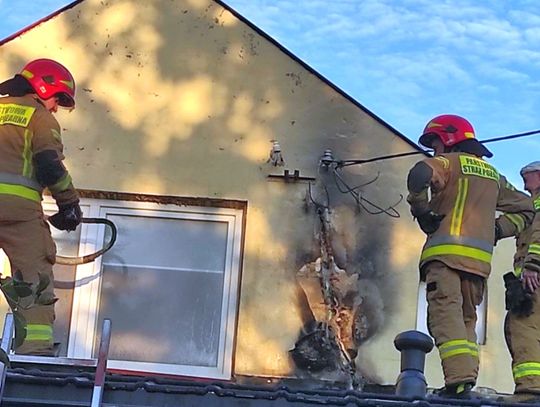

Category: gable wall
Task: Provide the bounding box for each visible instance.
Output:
[0,0,514,391]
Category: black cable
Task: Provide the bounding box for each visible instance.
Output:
[338,151,425,167]
[481,128,540,144]
[334,128,540,167]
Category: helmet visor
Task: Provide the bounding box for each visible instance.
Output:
[418,132,437,148]
[56,92,75,108]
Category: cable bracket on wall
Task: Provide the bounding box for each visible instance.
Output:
[267,169,316,183]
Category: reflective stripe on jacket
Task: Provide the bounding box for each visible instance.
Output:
[409,153,534,278]
[0,95,78,217]
[514,194,540,275]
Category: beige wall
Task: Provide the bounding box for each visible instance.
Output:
[0,0,516,393]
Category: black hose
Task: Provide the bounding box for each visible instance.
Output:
[55,217,117,265]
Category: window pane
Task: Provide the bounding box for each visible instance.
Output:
[103,214,228,271]
[95,214,228,366]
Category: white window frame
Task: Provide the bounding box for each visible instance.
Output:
[416,281,487,345]
[43,196,243,379]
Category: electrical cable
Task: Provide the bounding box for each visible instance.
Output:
[335,128,540,167]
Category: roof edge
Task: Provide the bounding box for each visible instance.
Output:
[216,0,425,154]
[0,0,425,155]
[0,0,85,47]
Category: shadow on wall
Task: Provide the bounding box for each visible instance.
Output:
[0,0,421,380]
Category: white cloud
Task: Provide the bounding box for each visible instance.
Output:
[224,0,540,147]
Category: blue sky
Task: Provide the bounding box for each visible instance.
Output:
[1,0,539,186]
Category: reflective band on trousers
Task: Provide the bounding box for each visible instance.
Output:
[25,324,53,342]
[513,362,540,380]
[439,339,479,360]
[421,244,492,264]
[0,183,41,202]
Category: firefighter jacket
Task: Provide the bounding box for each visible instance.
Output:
[408,152,534,278]
[0,95,78,221]
[505,193,540,276]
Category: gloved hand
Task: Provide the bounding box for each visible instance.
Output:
[415,210,445,235]
[494,222,502,245]
[503,272,534,317]
[48,201,82,231]
[522,269,540,293]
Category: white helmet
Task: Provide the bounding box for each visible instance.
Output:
[520,161,540,177]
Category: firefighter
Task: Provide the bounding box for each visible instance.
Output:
[406,114,534,398]
[0,59,82,355]
[502,161,540,402]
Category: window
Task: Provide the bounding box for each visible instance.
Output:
[8,196,244,379]
[416,281,487,345]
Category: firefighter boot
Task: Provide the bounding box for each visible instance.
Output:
[433,382,480,399]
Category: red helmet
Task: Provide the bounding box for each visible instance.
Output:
[419,114,475,148]
[419,114,492,157]
[20,59,75,108]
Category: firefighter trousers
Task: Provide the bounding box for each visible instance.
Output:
[424,261,484,387]
[0,216,56,355]
[504,288,540,394]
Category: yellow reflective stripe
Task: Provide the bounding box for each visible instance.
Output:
[534,197,540,211]
[439,339,478,360]
[59,79,74,90]
[529,244,540,256]
[504,179,517,191]
[25,324,53,341]
[20,70,34,79]
[467,340,479,357]
[515,266,523,277]
[450,178,468,236]
[48,173,72,193]
[0,183,41,202]
[513,362,540,379]
[421,244,492,263]
[506,213,526,233]
[22,128,33,177]
[434,156,450,169]
[51,128,62,142]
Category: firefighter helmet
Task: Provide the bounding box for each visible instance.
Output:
[419,114,476,147]
[419,114,492,157]
[520,161,540,177]
[19,59,75,108]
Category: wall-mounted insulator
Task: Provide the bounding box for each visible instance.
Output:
[320,149,334,168]
[267,140,285,166]
[394,330,434,398]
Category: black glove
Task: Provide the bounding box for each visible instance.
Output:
[494,222,502,245]
[503,272,534,317]
[416,211,445,235]
[48,201,82,231]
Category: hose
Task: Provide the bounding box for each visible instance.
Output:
[55,217,117,265]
